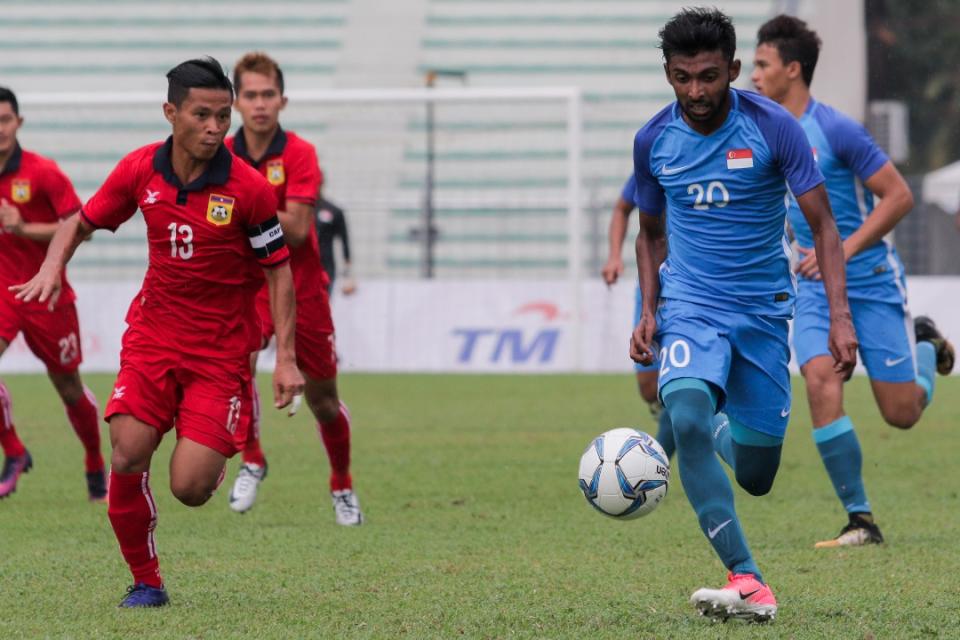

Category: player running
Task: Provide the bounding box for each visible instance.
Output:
[225,52,362,525]
[752,15,955,548]
[12,57,304,608]
[630,8,857,622]
[0,86,106,502]
[601,174,673,459]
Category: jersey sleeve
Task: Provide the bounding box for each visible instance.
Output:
[620,174,638,207]
[246,180,289,268]
[764,108,825,197]
[284,141,321,207]
[632,128,666,216]
[41,161,82,219]
[80,152,143,231]
[823,111,889,182]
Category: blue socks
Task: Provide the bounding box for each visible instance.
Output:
[662,379,762,582]
[653,404,675,460]
[814,416,870,514]
[916,341,937,405]
[712,413,783,496]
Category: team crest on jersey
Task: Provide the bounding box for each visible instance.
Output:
[726,149,754,170]
[206,193,235,226]
[266,159,285,186]
[11,179,30,204]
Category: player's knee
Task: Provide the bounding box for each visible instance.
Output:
[110,445,151,474]
[735,469,775,496]
[308,394,339,423]
[170,480,213,507]
[50,373,84,405]
[880,405,920,430]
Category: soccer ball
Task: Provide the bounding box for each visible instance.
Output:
[578,428,670,519]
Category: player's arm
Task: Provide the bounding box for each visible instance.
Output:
[630,210,665,365]
[601,196,633,286]
[9,213,94,310]
[262,261,304,408]
[796,184,858,375]
[0,198,65,241]
[336,206,357,295]
[277,200,313,248]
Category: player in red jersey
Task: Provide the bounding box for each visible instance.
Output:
[0,87,106,502]
[12,58,304,608]
[224,52,362,525]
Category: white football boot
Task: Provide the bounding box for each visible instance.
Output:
[228,462,267,513]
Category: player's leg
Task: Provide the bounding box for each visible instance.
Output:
[169,438,228,507]
[228,350,268,513]
[48,371,106,500]
[633,285,673,458]
[305,372,363,525]
[108,414,168,607]
[0,328,32,499]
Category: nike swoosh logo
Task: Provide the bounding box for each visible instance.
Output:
[707,519,732,539]
[885,356,908,367]
[739,588,761,600]
[780,407,791,418]
[661,164,691,175]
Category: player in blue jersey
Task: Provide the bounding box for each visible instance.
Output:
[629,8,858,622]
[752,15,955,549]
[601,175,673,458]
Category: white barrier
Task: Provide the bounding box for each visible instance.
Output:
[1,278,957,374]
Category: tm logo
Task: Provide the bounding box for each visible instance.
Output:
[452,301,563,364]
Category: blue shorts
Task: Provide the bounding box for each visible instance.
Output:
[655,298,791,437]
[793,283,916,383]
[633,285,658,373]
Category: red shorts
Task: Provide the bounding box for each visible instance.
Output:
[104,343,252,458]
[256,292,337,380]
[0,296,82,374]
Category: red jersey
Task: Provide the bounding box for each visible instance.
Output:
[226,128,329,304]
[0,145,81,308]
[81,138,289,360]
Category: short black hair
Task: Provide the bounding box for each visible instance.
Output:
[757,14,822,86]
[166,57,233,107]
[659,7,737,64]
[0,86,19,116]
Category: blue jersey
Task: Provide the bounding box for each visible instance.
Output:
[633,89,823,317]
[787,99,905,301]
[621,174,638,206]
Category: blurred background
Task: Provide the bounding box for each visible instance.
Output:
[3,0,958,372]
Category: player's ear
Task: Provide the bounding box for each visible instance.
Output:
[662,62,671,82]
[162,102,177,126]
[786,60,802,82]
[280,95,288,111]
[728,58,741,82]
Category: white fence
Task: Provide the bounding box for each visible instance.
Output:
[2,277,957,375]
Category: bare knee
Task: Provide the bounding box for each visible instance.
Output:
[49,372,84,405]
[879,405,920,430]
[307,383,340,423]
[170,478,214,507]
[110,435,154,473]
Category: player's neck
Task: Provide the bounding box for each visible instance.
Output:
[170,144,211,186]
[782,86,811,119]
[241,125,279,163]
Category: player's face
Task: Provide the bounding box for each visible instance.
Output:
[664,50,741,126]
[752,43,790,103]
[165,88,233,162]
[0,102,23,156]
[234,71,287,135]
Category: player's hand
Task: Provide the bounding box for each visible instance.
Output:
[630,312,658,365]
[341,277,357,296]
[0,198,23,235]
[794,246,821,280]
[272,358,305,410]
[601,256,624,287]
[9,262,63,311]
[828,313,858,377]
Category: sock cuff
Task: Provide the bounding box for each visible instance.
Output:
[916,376,933,405]
[729,418,784,447]
[660,377,717,410]
[109,469,149,487]
[813,415,854,444]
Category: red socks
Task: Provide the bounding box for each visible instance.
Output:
[0,381,26,458]
[318,402,352,491]
[242,384,267,466]
[107,470,163,588]
[65,386,104,473]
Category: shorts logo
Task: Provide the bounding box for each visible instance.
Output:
[11,179,30,204]
[266,160,285,186]
[112,385,127,400]
[206,194,234,226]
[885,355,908,367]
[225,395,241,434]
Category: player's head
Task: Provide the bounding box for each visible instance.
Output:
[753,15,821,103]
[659,8,740,125]
[0,87,24,156]
[233,52,287,135]
[163,57,233,162]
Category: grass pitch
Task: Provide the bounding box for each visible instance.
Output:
[0,373,958,639]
